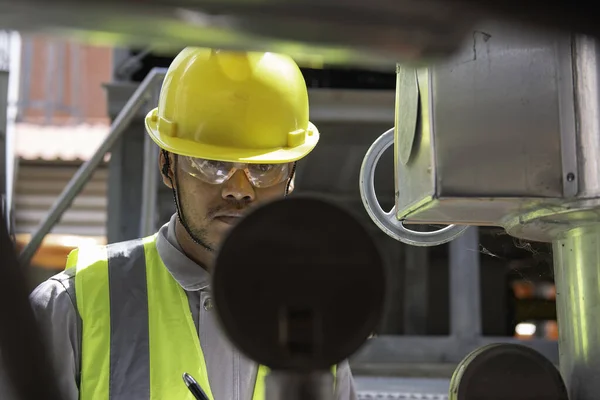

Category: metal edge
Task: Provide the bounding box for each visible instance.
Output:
[396,65,419,166]
[394,67,436,221]
[556,33,578,198]
[424,67,438,204]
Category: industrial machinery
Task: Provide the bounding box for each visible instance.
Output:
[360,19,600,400]
[213,197,385,400]
[3,2,600,400]
[213,196,571,400]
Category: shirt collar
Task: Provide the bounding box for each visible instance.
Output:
[155,213,211,291]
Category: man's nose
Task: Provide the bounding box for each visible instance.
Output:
[221,170,256,201]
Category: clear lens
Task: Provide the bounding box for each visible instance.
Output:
[247,163,291,187]
[182,157,234,184]
[181,156,291,188]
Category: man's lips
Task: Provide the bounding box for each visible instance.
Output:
[213,212,244,225]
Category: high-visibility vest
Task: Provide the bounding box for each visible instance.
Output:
[66,233,336,400]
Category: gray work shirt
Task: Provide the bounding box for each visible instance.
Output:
[0,214,358,400]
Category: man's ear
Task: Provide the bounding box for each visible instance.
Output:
[287,173,295,194]
[159,150,175,188]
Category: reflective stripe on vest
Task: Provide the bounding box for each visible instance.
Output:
[66,234,336,400]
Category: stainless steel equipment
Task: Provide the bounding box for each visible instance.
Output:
[4,1,600,398]
[360,20,600,400]
[361,20,579,244]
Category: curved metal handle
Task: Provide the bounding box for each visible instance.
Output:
[359,127,468,247]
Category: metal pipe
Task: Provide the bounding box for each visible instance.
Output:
[138,87,160,237]
[553,225,600,400]
[19,68,166,265]
[449,227,481,341]
[265,370,334,400]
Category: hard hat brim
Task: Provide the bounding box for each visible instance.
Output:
[145,110,320,164]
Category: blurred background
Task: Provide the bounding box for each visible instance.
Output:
[1,28,558,386]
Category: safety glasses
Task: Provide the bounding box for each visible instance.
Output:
[180,156,293,188]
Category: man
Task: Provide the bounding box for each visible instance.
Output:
[1,48,358,399]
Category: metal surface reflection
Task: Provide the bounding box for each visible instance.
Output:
[553,227,600,400]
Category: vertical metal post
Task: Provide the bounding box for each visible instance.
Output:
[106,120,145,243]
[376,237,404,334]
[449,227,482,342]
[0,69,8,232]
[4,31,20,237]
[0,31,9,232]
[138,87,160,237]
[553,226,600,400]
[403,245,429,334]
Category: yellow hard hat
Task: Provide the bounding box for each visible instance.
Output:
[145,47,319,164]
